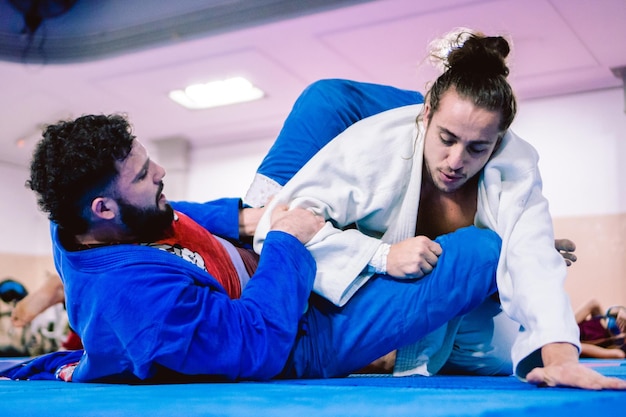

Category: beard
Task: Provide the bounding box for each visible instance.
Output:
[117,198,174,243]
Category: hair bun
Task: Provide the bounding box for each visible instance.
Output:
[428,28,511,77]
[449,35,510,77]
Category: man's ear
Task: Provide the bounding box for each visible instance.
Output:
[90,197,117,221]
[423,103,432,126]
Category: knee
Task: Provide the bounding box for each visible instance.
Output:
[470,226,501,259]
[442,226,501,264]
[300,79,348,100]
[435,226,501,295]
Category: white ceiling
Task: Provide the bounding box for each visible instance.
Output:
[1,0,625,168]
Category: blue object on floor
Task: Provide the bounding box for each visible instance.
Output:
[1,358,624,416]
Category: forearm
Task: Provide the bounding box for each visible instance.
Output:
[498,184,579,372]
[222,231,317,379]
[42,273,65,304]
[11,273,65,327]
[172,198,241,239]
[307,227,381,306]
[239,207,265,238]
[575,299,602,323]
[581,343,626,359]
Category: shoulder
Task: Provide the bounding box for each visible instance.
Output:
[324,104,422,157]
[484,130,540,182]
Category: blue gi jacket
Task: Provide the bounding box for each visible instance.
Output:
[52,198,316,382]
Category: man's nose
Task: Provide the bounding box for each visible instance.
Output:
[153,162,166,182]
[447,146,466,170]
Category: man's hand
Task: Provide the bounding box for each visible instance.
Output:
[526,343,626,390]
[269,205,325,244]
[555,238,577,266]
[386,236,442,278]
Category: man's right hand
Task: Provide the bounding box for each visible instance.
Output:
[269,205,325,244]
[386,236,442,278]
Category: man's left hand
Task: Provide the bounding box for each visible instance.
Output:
[554,238,577,266]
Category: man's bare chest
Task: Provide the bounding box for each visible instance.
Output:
[415,190,478,239]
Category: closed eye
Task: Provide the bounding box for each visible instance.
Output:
[133,159,151,182]
[468,145,490,155]
[440,136,455,146]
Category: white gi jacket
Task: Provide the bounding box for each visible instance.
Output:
[254,104,579,378]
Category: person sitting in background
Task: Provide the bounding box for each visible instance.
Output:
[10,273,63,329]
[576,299,626,359]
[1,277,68,355]
[10,273,82,351]
[0,278,29,356]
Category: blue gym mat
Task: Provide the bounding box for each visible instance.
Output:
[1,358,624,416]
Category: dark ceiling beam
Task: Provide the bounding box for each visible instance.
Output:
[0,0,374,64]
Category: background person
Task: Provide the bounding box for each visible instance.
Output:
[576,299,626,359]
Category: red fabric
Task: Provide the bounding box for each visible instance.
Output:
[62,329,84,350]
[56,362,78,382]
[153,211,242,299]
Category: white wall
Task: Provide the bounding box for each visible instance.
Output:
[0,163,51,254]
[511,87,626,217]
[187,138,274,202]
[2,86,625,254]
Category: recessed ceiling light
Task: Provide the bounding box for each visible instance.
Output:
[169,76,264,110]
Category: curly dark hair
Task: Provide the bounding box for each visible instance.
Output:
[426,32,517,135]
[27,114,135,235]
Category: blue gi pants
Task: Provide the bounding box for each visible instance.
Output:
[255,78,423,187]
[283,226,501,378]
